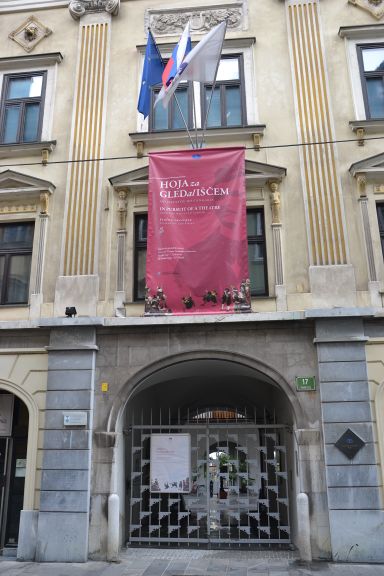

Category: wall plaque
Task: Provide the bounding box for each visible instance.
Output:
[296,376,316,391]
[335,428,365,459]
[63,411,87,427]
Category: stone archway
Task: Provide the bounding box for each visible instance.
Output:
[0,382,38,557]
[108,351,307,551]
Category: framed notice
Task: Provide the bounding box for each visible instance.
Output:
[150,434,191,493]
[0,394,14,436]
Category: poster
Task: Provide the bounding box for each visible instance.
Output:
[150,434,191,493]
[146,147,250,315]
[0,394,14,436]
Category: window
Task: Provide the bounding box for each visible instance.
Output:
[203,55,246,128]
[0,72,46,144]
[133,210,267,300]
[134,214,147,300]
[149,55,246,132]
[0,222,34,305]
[377,203,384,257]
[247,209,268,296]
[151,85,192,131]
[357,44,384,119]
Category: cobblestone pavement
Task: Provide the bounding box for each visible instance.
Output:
[1,548,384,576]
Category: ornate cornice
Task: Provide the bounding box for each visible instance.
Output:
[146,2,246,36]
[69,0,120,20]
[349,0,384,20]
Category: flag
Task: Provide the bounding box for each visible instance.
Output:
[155,20,226,110]
[137,30,164,119]
[162,22,191,88]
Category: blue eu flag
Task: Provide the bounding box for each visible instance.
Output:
[138,30,164,119]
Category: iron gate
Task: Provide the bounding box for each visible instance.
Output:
[127,409,290,546]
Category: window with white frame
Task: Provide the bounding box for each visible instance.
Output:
[0,72,47,144]
[0,53,62,146]
[138,39,258,133]
[357,44,384,120]
[377,202,384,258]
[0,222,34,304]
[340,27,384,122]
[150,54,247,132]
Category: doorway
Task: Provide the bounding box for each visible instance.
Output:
[0,393,28,554]
[127,406,290,546]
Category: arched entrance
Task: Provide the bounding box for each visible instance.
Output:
[122,356,298,548]
[0,392,28,554]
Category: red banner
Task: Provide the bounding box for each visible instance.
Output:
[146,147,250,315]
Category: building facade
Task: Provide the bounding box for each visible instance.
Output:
[0,0,384,564]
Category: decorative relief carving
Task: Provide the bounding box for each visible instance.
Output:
[269,181,281,224]
[9,16,52,53]
[117,189,127,229]
[374,184,384,193]
[0,204,37,214]
[69,0,120,20]
[348,0,384,20]
[356,174,367,198]
[39,192,49,215]
[147,3,245,36]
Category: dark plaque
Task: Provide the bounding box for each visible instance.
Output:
[335,428,365,460]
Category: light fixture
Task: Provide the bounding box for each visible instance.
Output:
[65,307,77,318]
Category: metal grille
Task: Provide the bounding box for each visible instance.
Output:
[126,407,290,546]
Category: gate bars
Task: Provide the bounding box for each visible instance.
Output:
[126,406,290,547]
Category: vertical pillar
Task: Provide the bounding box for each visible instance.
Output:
[315,317,384,562]
[286,0,355,306]
[269,181,286,311]
[30,195,50,318]
[54,0,120,317]
[36,327,97,562]
[356,174,381,307]
[115,189,127,317]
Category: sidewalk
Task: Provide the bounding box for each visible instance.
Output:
[1,548,384,576]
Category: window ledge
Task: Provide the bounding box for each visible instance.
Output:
[0,140,56,160]
[129,125,266,154]
[0,52,63,68]
[339,24,384,40]
[350,120,384,134]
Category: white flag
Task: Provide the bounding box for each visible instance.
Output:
[155,20,227,109]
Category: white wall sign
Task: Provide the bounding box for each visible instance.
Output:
[0,395,14,436]
[150,434,191,493]
[63,411,87,426]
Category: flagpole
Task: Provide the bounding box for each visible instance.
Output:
[192,81,199,149]
[199,19,228,148]
[149,27,196,149]
[173,93,196,149]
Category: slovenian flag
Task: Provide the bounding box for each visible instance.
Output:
[155,23,191,106]
[162,22,191,87]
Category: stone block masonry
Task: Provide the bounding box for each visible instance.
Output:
[315,317,384,563]
[35,327,97,562]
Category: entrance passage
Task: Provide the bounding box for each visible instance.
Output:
[127,407,290,546]
[0,393,28,553]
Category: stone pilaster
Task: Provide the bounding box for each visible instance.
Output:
[55,2,118,316]
[35,327,97,562]
[315,317,384,562]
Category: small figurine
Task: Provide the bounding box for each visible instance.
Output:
[221,288,232,311]
[203,289,218,305]
[182,295,195,310]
